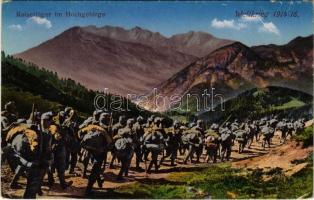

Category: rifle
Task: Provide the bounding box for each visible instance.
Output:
[109,111,113,133]
[28,103,35,124]
[219,114,232,129]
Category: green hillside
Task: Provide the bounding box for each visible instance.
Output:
[198,86,313,123]
[1,52,153,120]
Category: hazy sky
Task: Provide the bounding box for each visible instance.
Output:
[2,1,313,54]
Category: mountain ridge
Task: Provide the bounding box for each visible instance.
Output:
[15,25,234,96]
[144,35,313,112]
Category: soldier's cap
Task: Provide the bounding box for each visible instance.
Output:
[93,109,103,116]
[64,106,74,113]
[189,122,196,128]
[119,115,126,121]
[127,118,135,125]
[34,111,41,118]
[196,120,204,126]
[16,118,27,124]
[219,127,229,134]
[100,112,110,117]
[154,117,161,123]
[41,112,53,120]
[147,117,153,122]
[137,116,144,121]
[210,123,219,130]
[173,120,179,124]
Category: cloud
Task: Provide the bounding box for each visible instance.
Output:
[8,24,23,31]
[259,22,280,35]
[241,14,262,22]
[211,18,246,30]
[27,16,52,29]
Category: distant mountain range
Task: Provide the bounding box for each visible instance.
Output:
[15,25,232,95]
[144,35,313,111]
[14,25,313,112]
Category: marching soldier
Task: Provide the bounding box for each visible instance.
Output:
[193,120,205,163]
[110,115,126,168]
[114,119,135,180]
[276,119,288,143]
[220,127,233,161]
[160,121,181,166]
[133,116,145,171]
[204,123,220,163]
[78,112,112,196]
[47,111,73,189]
[234,124,248,154]
[144,117,164,173]
[261,123,273,149]
[63,107,80,174]
[183,126,203,164]
[20,112,54,198]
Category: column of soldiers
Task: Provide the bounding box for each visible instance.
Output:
[1,101,308,197]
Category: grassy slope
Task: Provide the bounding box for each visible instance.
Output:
[107,162,312,199]
[108,127,313,199]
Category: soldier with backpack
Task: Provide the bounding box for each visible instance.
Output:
[220,127,233,161]
[114,118,135,180]
[110,115,126,169]
[204,124,220,163]
[261,123,273,149]
[133,116,145,171]
[159,122,181,166]
[143,117,165,173]
[183,128,203,164]
[78,112,113,196]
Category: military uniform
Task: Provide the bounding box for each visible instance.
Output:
[110,115,126,168]
[183,128,203,164]
[294,119,305,134]
[144,117,164,173]
[114,119,135,180]
[204,125,220,163]
[219,127,233,161]
[47,112,73,189]
[63,108,80,174]
[234,128,247,154]
[160,125,181,166]
[24,112,53,198]
[286,120,295,139]
[133,116,145,170]
[261,125,273,149]
[79,115,112,195]
[276,120,288,143]
[193,120,205,163]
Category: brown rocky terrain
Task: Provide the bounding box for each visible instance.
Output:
[145,35,313,111]
[82,25,234,57]
[15,27,196,96]
[15,26,232,96]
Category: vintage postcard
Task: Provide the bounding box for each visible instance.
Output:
[1,1,313,199]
